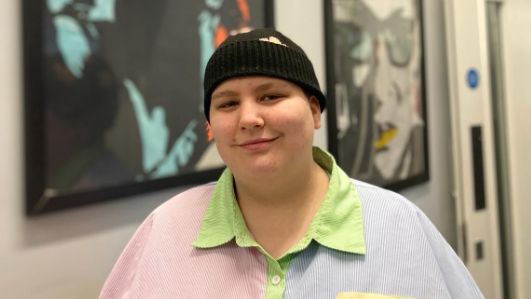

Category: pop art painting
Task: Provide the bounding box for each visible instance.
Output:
[325,0,429,189]
[23,0,274,214]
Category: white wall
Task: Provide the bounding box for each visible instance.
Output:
[501,0,531,297]
[0,0,456,298]
[401,0,456,241]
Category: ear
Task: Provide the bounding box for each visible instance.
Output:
[206,121,214,141]
[308,96,322,129]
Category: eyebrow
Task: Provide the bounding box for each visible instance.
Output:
[211,90,239,100]
[254,82,275,92]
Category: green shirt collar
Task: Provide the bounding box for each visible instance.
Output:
[193,147,366,255]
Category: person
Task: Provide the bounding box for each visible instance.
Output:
[99,28,484,298]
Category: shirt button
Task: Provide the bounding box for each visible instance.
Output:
[271,275,281,285]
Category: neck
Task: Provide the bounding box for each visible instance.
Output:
[234,160,329,258]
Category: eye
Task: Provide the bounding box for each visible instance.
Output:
[216,100,239,110]
[261,94,283,102]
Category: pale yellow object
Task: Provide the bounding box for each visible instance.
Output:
[336,292,413,299]
[373,127,398,150]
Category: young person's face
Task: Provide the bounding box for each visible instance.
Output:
[208,76,321,179]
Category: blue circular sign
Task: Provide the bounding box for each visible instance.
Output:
[467,68,479,89]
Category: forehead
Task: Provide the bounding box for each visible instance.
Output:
[212,76,303,95]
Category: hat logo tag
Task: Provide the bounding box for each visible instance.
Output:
[259,36,288,47]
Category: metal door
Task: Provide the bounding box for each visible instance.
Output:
[444,0,503,297]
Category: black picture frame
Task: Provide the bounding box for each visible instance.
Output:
[324,0,429,190]
[23,0,275,215]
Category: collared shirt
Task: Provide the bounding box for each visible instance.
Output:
[193,147,366,298]
[99,147,484,299]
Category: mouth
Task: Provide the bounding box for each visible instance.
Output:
[374,123,397,151]
[238,137,279,150]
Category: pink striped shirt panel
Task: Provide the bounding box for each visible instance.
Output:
[99,184,267,298]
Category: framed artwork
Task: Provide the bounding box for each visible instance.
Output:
[324,0,429,190]
[23,0,274,215]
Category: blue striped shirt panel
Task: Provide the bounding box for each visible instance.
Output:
[283,179,484,299]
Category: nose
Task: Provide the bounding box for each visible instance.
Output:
[238,101,264,130]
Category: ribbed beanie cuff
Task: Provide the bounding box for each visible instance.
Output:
[203,28,326,121]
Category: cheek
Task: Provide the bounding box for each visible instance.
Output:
[272,110,315,139]
[209,119,234,142]
[210,122,233,162]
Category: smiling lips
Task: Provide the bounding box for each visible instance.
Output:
[237,137,279,150]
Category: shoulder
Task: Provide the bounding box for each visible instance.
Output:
[148,182,217,228]
[351,179,424,218]
[350,179,439,245]
[351,179,450,258]
[155,182,217,212]
[112,182,217,260]
[99,182,219,297]
[347,180,483,297]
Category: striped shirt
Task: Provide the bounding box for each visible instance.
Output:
[100,147,484,299]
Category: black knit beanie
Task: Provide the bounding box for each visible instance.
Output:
[203,28,326,121]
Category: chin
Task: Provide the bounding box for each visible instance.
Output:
[231,158,280,178]
[248,159,280,173]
